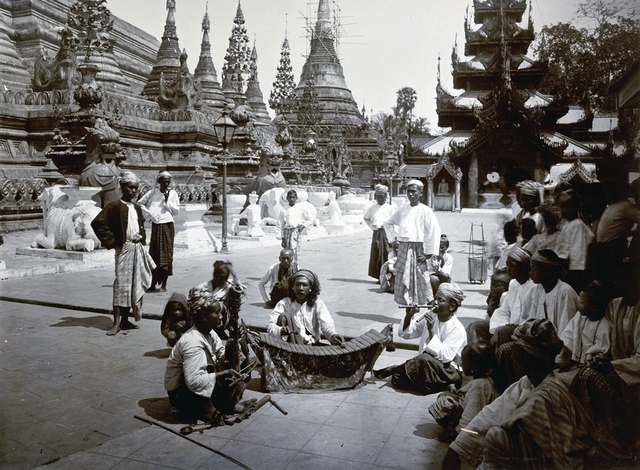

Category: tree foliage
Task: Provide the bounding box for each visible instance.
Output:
[534,3,640,114]
[369,87,431,148]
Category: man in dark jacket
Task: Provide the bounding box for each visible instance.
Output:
[91,171,155,335]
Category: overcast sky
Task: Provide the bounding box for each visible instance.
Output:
[107,0,587,129]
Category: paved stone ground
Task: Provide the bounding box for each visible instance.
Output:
[0,210,503,470]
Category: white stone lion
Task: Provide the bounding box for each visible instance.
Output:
[33,186,102,251]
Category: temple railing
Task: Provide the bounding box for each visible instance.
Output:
[0,89,70,105]
[137,183,217,205]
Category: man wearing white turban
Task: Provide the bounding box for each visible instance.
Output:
[363,184,396,280]
[138,171,180,292]
[383,179,441,307]
[92,171,156,335]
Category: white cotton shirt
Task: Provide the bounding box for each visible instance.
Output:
[554,218,594,270]
[560,312,611,364]
[489,278,535,333]
[530,280,580,336]
[267,297,338,345]
[383,203,441,255]
[276,204,314,238]
[121,200,140,241]
[138,187,180,224]
[363,202,396,231]
[164,326,225,397]
[399,312,467,365]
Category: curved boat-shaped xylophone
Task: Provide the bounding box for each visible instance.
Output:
[256,325,393,392]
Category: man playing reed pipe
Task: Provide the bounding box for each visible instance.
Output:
[373,283,467,394]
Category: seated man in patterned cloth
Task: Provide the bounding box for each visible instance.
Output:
[443,319,594,470]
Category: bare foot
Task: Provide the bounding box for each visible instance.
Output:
[107,324,120,336]
[120,321,140,330]
[233,398,257,414]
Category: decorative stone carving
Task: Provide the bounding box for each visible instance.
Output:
[74,62,103,108]
[79,118,123,207]
[32,26,79,92]
[158,50,203,111]
[33,185,102,251]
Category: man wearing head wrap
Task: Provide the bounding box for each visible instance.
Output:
[138,171,180,292]
[92,170,156,336]
[515,180,544,233]
[373,283,467,395]
[363,184,397,280]
[444,319,594,470]
[488,247,536,345]
[164,287,248,419]
[267,269,344,346]
[383,178,441,307]
[529,249,579,336]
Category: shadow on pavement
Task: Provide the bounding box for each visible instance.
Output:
[50,315,113,330]
[329,277,376,285]
[144,348,171,359]
[414,422,441,439]
[335,310,397,323]
[138,397,197,425]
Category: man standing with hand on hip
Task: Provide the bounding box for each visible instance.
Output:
[384,179,441,308]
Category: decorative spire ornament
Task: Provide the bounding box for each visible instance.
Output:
[222,0,251,94]
[269,30,298,116]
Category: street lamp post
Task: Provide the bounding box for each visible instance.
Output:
[213,108,237,253]
[384,137,397,197]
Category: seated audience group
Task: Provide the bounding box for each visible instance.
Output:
[436,170,640,469]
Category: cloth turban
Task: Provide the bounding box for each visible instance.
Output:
[437,282,465,306]
[291,269,319,288]
[512,318,564,360]
[157,171,172,182]
[531,249,563,273]
[187,286,215,315]
[406,179,424,188]
[508,247,531,265]
[374,184,389,194]
[119,171,140,186]
[516,180,542,198]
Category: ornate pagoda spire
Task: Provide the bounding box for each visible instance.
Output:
[143,0,182,99]
[269,29,298,117]
[245,40,271,124]
[194,3,226,110]
[221,0,251,105]
[288,0,364,128]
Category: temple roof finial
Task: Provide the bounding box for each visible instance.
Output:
[202,3,210,33]
[285,12,288,40]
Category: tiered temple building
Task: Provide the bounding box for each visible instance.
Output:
[0,0,274,231]
[277,0,381,190]
[409,0,623,209]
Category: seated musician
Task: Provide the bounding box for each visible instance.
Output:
[267,269,345,346]
[373,283,467,394]
[196,259,239,339]
[164,287,248,419]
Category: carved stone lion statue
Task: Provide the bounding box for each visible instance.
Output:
[33,186,102,251]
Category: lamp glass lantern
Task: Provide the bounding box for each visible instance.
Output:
[212,109,237,253]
